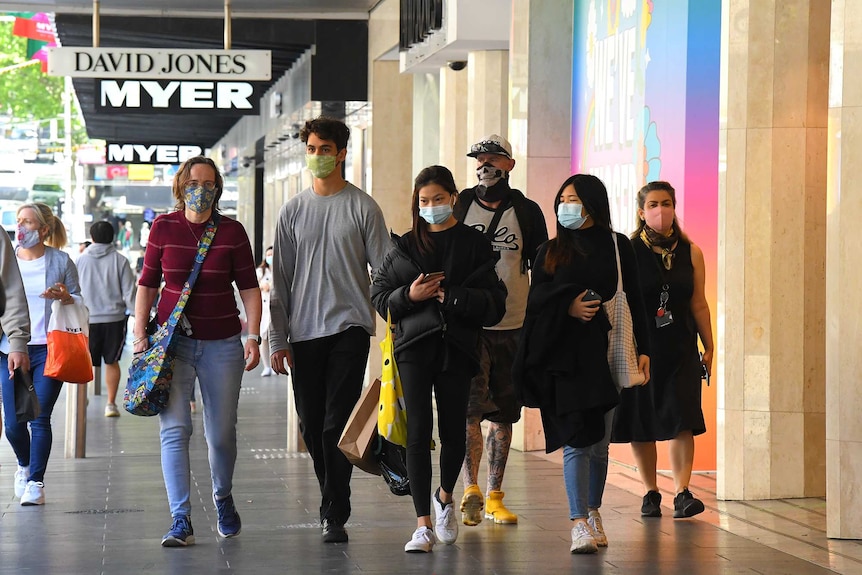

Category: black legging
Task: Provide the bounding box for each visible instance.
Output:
[397,344,472,518]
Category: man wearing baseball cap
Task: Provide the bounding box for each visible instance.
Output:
[454,134,548,526]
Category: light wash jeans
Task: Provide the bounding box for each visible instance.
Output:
[563,408,616,519]
[1,345,63,483]
[159,334,245,518]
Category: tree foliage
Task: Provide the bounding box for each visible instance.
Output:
[0,21,66,122]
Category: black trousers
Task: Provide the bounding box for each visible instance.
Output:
[291,326,370,524]
[398,341,472,518]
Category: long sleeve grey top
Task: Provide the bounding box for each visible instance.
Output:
[268,182,389,352]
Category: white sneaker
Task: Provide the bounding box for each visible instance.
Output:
[587,509,608,547]
[105,403,120,417]
[21,481,45,506]
[570,520,598,554]
[260,367,273,377]
[14,466,29,498]
[433,490,458,544]
[404,526,436,553]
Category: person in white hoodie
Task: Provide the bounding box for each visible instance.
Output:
[77,221,136,417]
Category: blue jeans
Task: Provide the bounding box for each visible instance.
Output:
[159,334,245,518]
[563,408,615,519]
[1,345,64,484]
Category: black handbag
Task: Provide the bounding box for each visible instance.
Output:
[374,436,411,496]
[14,367,40,423]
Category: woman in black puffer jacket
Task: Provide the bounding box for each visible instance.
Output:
[371,165,506,553]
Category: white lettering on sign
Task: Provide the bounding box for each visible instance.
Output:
[48,48,271,80]
[99,80,254,111]
[107,144,204,165]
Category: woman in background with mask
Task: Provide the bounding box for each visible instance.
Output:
[2,202,79,506]
[371,165,507,553]
[514,174,650,554]
[133,156,262,548]
[611,181,714,520]
[256,246,274,376]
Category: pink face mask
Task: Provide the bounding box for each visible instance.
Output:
[644,206,675,234]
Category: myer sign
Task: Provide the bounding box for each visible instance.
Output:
[48,48,271,80]
[96,80,261,114]
[107,144,205,165]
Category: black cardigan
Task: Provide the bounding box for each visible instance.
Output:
[513,226,651,452]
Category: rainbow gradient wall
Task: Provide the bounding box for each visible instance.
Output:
[571,0,721,471]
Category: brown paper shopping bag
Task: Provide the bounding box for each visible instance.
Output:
[338,378,382,476]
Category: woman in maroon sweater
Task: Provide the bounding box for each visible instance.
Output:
[133,156,261,548]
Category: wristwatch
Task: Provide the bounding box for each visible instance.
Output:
[248,334,262,344]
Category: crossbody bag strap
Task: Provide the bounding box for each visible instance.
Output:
[166,214,221,328]
[611,233,623,293]
[483,197,511,241]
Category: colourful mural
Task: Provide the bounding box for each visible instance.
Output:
[572,0,721,470]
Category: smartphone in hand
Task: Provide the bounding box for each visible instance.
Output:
[421,271,445,283]
[582,289,602,303]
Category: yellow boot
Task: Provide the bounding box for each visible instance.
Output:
[460,484,484,526]
[484,490,518,524]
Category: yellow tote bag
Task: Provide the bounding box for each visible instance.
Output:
[378,311,408,448]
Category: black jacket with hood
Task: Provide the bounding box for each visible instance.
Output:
[370,225,507,367]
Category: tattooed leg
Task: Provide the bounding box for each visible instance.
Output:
[486,422,512,493]
[463,415,484,487]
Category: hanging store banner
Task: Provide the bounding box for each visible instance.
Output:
[95,79,262,114]
[47,48,271,80]
[106,143,205,165]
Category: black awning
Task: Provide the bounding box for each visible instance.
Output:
[54,15,368,147]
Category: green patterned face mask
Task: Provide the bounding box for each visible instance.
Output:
[305,154,338,179]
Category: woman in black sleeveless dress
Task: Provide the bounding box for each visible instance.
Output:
[611,181,714,519]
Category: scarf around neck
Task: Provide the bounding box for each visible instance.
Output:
[640,226,679,270]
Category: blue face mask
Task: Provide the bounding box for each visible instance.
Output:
[557,202,588,230]
[265,256,273,267]
[184,185,217,213]
[419,204,453,225]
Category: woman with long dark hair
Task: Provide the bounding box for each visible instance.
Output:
[371,165,507,553]
[514,174,650,553]
[611,181,714,519]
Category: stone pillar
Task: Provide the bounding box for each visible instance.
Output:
[367,0,414,382]
[507,0,574,452]
[466,50,509,178]
[826,0,862,539]
[413,72,441,176]
[439,65,469,188]
[718,0,829,500]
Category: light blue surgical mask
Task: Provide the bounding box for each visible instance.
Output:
[557,202,588,230]
[184,185,217,213]
[419,204,453,225]
[265,256,273,266]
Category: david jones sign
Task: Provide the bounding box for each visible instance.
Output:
[48,48,271,80]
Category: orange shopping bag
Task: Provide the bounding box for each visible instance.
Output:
[43,300,94,384]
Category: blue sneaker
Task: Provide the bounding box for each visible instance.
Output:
[161,515,195,547]
[215,494,242,538]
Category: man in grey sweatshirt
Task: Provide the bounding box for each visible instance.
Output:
[269,116,389,543]
[77,221,136,417]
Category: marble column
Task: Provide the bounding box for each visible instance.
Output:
[466,50,509,178]
[507,0,574,451]
[368,0,414,381]
[826,0,862,539]
[439,65,469,188]
[718,0,829,500]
